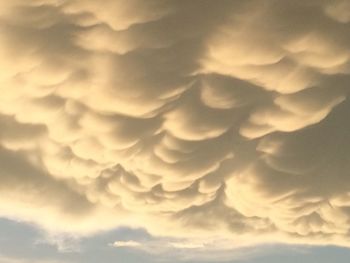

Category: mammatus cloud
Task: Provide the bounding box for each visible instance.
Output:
[1,0,350,250]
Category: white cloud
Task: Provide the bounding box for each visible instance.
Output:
[111,240,142,248]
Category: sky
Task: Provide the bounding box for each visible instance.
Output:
[1,0,350,262]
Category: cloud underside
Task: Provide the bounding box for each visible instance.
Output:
[1,0,350,247]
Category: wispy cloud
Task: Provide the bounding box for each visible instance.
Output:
[34,232,81,253]
[110,237,275,262]
[0,254,72,263]
[111,240,142,248]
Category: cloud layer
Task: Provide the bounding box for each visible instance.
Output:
[1,0,350,247]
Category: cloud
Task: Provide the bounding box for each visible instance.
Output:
[34,233,81,253]
[0,255,70,263]
[111,238,206,250]
[110,237,263,262]
[111,240,142,248]
[0,0,350,252]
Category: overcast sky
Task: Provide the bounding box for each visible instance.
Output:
[1,0,350,262]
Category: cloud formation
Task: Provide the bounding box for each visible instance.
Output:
[0,255,69,263]
[1,0,350,248]
[110,237,264,262]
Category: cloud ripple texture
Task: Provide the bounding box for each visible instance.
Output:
[1,0,350,247]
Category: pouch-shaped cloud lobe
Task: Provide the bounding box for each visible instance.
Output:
[1,0,350,247]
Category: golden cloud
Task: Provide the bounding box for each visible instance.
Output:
[1,0,350,247]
